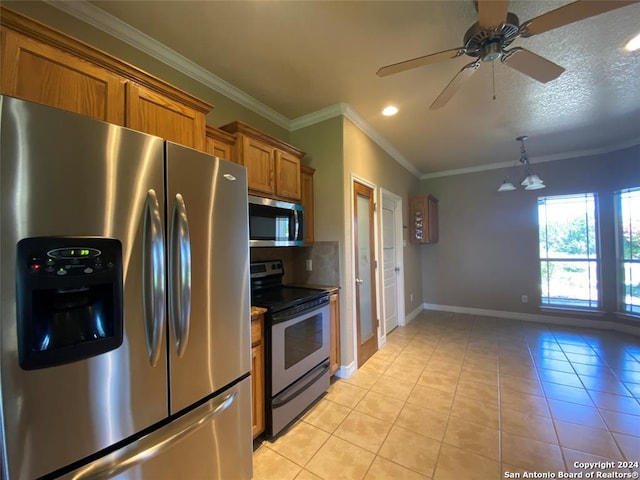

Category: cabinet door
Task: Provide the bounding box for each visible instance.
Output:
[126,83,205,150]
[1,29,125,125]
[301,166,315,245]
[275,150,301,201]
[241,135,275,196]
[329,293,340,376]
[205,136,233,162]
[251,341,265,438]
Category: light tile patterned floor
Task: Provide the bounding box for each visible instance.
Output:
[252,311,640,480]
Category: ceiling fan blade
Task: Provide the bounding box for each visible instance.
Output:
[376,48,466,77]
[430,61,480,110]
[501,47,565,83]
[520,0,638,37]
[477,0,509,29]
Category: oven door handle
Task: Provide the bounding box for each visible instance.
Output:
[271,296,329,325]
[272,361,329,409]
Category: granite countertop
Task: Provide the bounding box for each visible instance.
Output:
[291,284,340,294]
[251,306,267,319]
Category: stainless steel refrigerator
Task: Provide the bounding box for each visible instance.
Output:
[0,96,253,480]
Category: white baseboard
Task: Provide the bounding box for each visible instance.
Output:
[422,303,640,337]
[403,305,424,325]
[335,361,357,379]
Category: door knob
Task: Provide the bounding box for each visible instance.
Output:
[355,278,363,285]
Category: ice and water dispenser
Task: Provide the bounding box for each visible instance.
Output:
[16,237,124,369]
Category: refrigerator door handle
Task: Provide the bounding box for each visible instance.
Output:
[169,193,192,358]
[67,389,238,480]
[143,189,166,367]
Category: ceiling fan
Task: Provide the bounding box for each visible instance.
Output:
[376,0,637,109]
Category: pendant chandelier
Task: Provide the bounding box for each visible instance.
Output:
[498,136,545,192]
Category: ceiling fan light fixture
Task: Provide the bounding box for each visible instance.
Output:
[481,39,502,62]
[624,32,640,52]
[382,105,399,116]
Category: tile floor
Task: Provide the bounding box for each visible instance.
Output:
[252,310,640,480]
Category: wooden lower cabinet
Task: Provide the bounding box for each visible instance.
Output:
[251,311,265,439]
[329,292,340,376]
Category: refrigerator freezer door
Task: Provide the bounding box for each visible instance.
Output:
[165,142,251,414]
[60,377,253,480]
[0,97,168,479]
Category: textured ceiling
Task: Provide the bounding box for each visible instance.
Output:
[87,0,640,176]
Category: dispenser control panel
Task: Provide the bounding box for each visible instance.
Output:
[16,236,124,370]
[26,246,116,276]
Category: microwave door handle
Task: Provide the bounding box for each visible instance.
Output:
[293,209,300,241]
[142,189,166,367]
[169,193,192,358]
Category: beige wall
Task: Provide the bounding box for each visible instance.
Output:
[342,118,422,368]
[421,145,640,326]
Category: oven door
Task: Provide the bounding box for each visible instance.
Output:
[270,300,330,396]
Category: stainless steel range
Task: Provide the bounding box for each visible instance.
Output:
[250,260,330,437]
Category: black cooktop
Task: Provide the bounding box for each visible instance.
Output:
[251,286,327,312]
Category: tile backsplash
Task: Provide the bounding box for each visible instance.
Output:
[250,241,340,288]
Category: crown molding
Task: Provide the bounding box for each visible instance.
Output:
[45,0,291,129]
[290,103,349,130]
[341,106,422,178]
[421,137,640,180]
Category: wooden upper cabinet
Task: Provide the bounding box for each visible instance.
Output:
[126,83,205,151]
[300,165,315,245]
[240,134,276,196]
[409,194,439,244]
[0,7,212,150]
[220,121,304,202]
[205,126,235,162]
[1,28,125,125]
[275,150,301,200]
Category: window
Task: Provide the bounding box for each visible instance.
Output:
[538,193,599,308]
[616,187,640,315]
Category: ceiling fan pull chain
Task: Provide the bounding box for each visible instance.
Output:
[492,62,496,101]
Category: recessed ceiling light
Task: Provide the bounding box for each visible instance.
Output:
[624,32,640,52]
[382,106,398,116]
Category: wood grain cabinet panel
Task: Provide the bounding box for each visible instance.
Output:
[1,28,125,125]
[205,126,235,162]
[220,121,304,202]
[126,83,206,151]
[251,313,265,439]
[1,7,212,150]
[241,135,276,196]
[275,150,301,200]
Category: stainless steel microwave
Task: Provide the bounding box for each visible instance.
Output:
[248,195,304,247]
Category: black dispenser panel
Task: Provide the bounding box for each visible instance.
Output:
[16,237,124,369]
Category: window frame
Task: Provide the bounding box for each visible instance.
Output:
[615,187,640,316]
[537,192,601,310]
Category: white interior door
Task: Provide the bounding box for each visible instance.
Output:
[382,197,398,333]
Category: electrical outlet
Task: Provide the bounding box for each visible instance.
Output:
[305,259,312,271]
[521,295,528,303]
[410,293,413,302]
